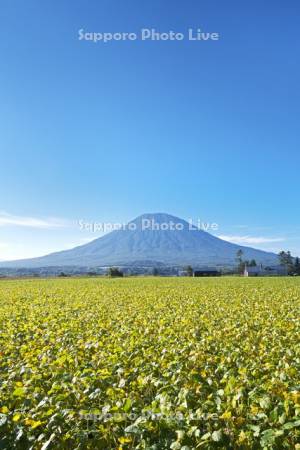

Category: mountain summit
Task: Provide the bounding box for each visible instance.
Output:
[0,213,278,268]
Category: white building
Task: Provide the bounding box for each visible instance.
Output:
[244,265,286,277]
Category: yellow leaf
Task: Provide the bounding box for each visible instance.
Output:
[13,413,21,422]
[250,405,259,414]
[292,392,300,404]
[238,431,247,443]
[31,420,42,429]
[118,436,132,444]
[24,418,33,426]
[220,411,232,420]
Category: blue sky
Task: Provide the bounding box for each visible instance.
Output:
[0,0,299,260]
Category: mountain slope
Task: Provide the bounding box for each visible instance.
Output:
[0,213,279,268]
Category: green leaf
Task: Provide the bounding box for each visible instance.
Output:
[123,398,132,412]
[41,433,56,450]
[211,430,223,442]
[260,429,276,446]
[283,420,300,430]
[0,414,7,426]
[13,387,26,397]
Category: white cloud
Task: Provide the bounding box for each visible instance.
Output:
[0,242,39,261]
[0,237,99,262]
[217,235,285,245]
[0,243,9,260]
[0,241,70,261]
[0,211,69,229]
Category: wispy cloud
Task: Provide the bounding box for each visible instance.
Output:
[233,225,273,231]
[0,212,69,229]
[217,235,285,245]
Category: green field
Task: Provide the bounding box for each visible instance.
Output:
[0,277,300,449]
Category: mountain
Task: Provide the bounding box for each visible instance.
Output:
[0,213,279,268]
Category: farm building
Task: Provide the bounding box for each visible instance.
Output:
[244,265,286,277]
[194,270,221,277]
[178,270,189,277]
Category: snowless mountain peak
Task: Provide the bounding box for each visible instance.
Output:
[0,212,279,268]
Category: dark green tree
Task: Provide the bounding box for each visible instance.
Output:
[294,257,300,275]
[184,265,194,277]
[107,267,124,277]
[278,251,294,275]
[236,249,244,274]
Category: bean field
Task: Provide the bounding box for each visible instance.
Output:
[0,277,300,449]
